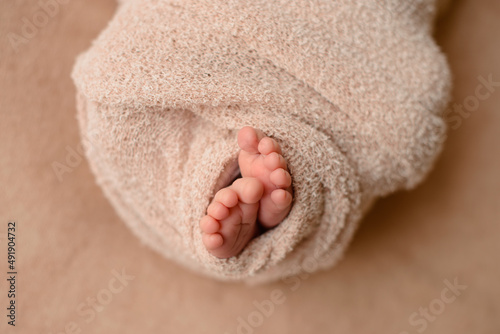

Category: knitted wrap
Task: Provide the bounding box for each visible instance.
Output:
[72,0,451,283]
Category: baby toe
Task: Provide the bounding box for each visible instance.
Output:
[258,137,282,155]
[214,188,239,208]
[232,177,264,204]
[202,233,224,250]
[270,189,293,210]
[269,168,292,188]
[264,152,287,171]
[207,201,230,220]
[238,126,264,154]
[200,215,220,234]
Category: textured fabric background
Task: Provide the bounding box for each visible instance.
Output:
[1,0,499,332]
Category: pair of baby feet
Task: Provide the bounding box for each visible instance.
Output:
[200,126,294,258]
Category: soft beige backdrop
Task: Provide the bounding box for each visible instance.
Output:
[0,0,499,333]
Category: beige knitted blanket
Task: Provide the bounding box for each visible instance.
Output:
[72,0,451,283]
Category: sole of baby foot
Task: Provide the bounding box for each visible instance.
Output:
[237,126,293,229]
[200,177,264,259]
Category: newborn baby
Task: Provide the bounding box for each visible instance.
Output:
[72,0,451,282]
[200,126,293,258]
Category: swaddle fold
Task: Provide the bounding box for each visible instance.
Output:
[72,0,450,283]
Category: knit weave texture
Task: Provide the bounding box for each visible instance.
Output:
[72,0,451,283]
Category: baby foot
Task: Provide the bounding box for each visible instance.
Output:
[200,177,264,259]
[237,126,293,229]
